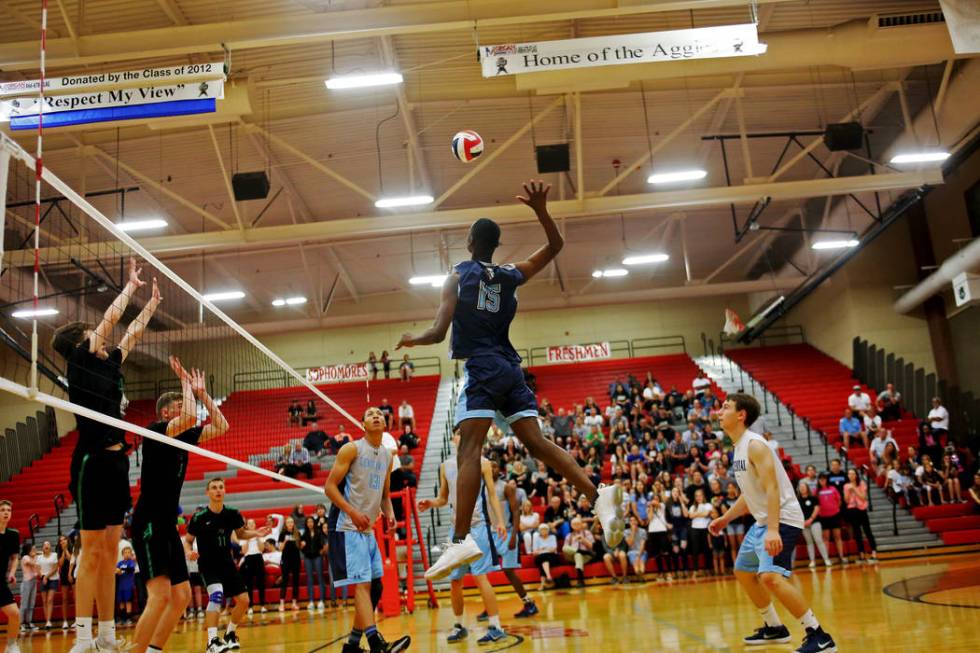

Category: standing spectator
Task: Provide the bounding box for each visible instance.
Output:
[114,547,136,626]
[801,465,819,495]
[277,517,301,612]
[708,497,727,577]
[57,534,74,629]
[300,517,326,611]
[239,519,267,615]
[378,398,395,430]
[839,408,867,452]
[797,482,831,568]
[687,489,713,579]
[19,543,38,632]
[848,385,872,417]
[398,400,415,431]
[722,484,747,566]
[287,443,314,479]
[645,494,672,581]
[380,350,391,379]
[561,517,596,587]
[844,469,878,563]
[826,459,847,497]
[185,539,204,621]
[817,474,847,565]
[530,525,559,590]
[927,397,949,440]
[552,408,572,439]
[288,400,302,427]
[367,352,378,380]
[666,488,690,577]
[940,453,964,503]
[398,354,415,382]
[876,383,902,421]
[303,421,328,458]
[36,541,58,629]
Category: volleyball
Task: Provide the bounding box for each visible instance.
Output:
[452,130,484,162]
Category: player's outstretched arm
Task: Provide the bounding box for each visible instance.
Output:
[513,180,563,282]
[396,273,458,350]
[119,276,162,363]
[91,257,145,355]
[417,463,450,512]
[324,443,372,531]
[166,356,198,436]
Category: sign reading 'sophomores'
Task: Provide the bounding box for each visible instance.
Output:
[480,23,765,77]
[546,342,612,364]
[306,363,369,384]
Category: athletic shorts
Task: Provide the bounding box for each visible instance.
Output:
[627,550,647,568]
[199,558,247,598]
[40,577,59,592]
[819,514,842,530]
[0,582,14,608]
[327,530,384,588]
[449,524,498,581]
[734,523,802,578]
[492,528,520,570]
[454,356,537,427]
[132,516,189,585]
[189,572,204,588]
[70,448,131,531]
[117,583,135,603]
[725,522,746,536]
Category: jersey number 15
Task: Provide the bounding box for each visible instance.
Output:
[477,280,501,313]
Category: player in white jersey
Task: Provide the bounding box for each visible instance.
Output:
[324,408,411,653]
[709,394,837,653]
[418,433,508,645]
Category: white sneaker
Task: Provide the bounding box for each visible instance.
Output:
[5,642,22,653]
[62,622,70,630]
[808,561,817,569]
[424,533,483,581]
[67,642,93,653]
[93,635,121,651]
[595,484,625,548]
[247,608,254,617]
[316,601,325,611]
[278,601,285,612]
[259,606,267,613]
[307,602,315,611]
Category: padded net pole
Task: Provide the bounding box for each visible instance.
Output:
[29,0,49,394]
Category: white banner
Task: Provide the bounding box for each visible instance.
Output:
[940,0,980,54]
[0,62,225,98]
[546,342,612,364]
[0,80,224,122]
[480,23,765,77]
[306,362,369,384]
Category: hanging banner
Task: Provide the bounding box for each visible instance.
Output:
[546,342,612,364]
[0,62,225,98]
[480,23,766,78]
[939,0,980,54]
[306,363,370,384]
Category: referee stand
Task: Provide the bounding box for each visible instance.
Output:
[376,487,437,616]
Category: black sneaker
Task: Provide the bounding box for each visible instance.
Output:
[369,633,411,653]
[476,610,488,622]
[342,644,364,653]
[743,625,792,645]
[223,631,241,651]
[514,600,539,618]
[795,627,837,653]
[206,637,229,653]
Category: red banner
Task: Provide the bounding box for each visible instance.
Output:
[545,342,611,364]
[306,362,369,383]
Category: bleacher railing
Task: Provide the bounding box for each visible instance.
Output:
[631,335,687,356]
[0,407,58,484]
[852,337,977,445]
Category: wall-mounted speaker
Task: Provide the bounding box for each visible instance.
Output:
[231,171,270,201]
[823,122,864,152]
[535,143,571,173]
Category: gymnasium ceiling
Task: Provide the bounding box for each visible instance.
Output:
[0,0,977,337]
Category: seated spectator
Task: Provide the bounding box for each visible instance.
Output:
[692,371,712,399]
[918,422,943,463]
[302,422,328,457]
[968,473,980,512]
[927,397,949,440]
[876,383,902,421]
[378,398,395,430]
[848,385,872,417]
[543,495,572,538]
[919,457,944,505]
[262,539,281,567]
[399,445,417,486]
[531,525,559,590]
[274,444,292,478]
[540,416,556,440]
[397,399,415,431]
[886,461,916,506]
[288,400,302,427]
[519,501,541,552]
[863,407,883,438]
[701,422,718,442]
[286,442,314,479]
[668,431,690,467]
[562,517,597,587]
[398,423,420,450]
[869,429,898,471]
[332,424,352,452]
[398,354,414,382]
[839,408,868,451]
[539,397,555,417]
[681,421,700,446]
[552,408,572,439]
[940,452,964,503]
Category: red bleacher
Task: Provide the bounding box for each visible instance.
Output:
[725,343,978,547]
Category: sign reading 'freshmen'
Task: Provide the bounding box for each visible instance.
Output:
[546,342,612,364]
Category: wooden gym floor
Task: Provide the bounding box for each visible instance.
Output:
[8,553,978,652]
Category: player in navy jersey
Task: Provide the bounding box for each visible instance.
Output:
[132,357,228,653]
[397,180,624,580]
[0,500,22,653]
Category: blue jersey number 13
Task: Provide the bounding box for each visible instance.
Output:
[477,280,501,313]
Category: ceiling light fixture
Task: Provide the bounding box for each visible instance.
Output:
[647,169,707,185]
[889,151,949,164]
[408,275,447,288]
[325,72,403,90]
[622,253,669,265]
[11,307,59,318]
[591,268,629,278]
[374,194,434,209]
[811,240,859,251]
[114,219,168,233]
[202,290,246,302]
[272,296,308,307]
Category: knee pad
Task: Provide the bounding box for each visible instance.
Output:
[370,578,383,610]
[206,584,225,612]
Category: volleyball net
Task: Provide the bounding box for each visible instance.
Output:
[0,131,364,496]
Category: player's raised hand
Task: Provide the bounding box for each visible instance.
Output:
[128,258,146,288]
[169,355,190,382]
[417,498,434,513]
[190,368,207,397]
[150,277,162,304]
[350,510,372,532]
[395,333,415,350]
[516,180,551,214]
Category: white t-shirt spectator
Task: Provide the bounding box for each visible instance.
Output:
[583,413,604,429]
[887,468,911,494]
[692,377,712,393]
[690,503,713,529]
[642,386,656,401]
[928,405,949,430]
[869,433,898,461]
[262,549,282,566]
[37,551,58,579]
[398,403,414,423]
[848,392,872,412]
[647,503,669,533]
[766,438,780,453]
[242,536,262,557]
[863,414,882,432]
[382,432,401,471]
[531,532,557,553]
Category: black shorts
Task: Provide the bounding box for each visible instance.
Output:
[819,514,842,530]
[0,581,13,608]
[199,558,247,598]
[132,516,189,585]
[70,448,131,531]
[189,572,204,588]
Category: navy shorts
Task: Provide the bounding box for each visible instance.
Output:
[455,356,538,427]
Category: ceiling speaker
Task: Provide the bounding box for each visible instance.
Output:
[823,122,864,152]
[535,143,571,174]
[231,171,270,201]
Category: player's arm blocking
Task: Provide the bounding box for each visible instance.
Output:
[396,273,459,349]
[748,439,783,555]
[167,356,198,436]
[90,257,144,355]
[513,180,563,282]
[417,463,450,512]
[324,442,371,531]
[195,370,229,443]
[483,460,507,539]
[119,276,162,363]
